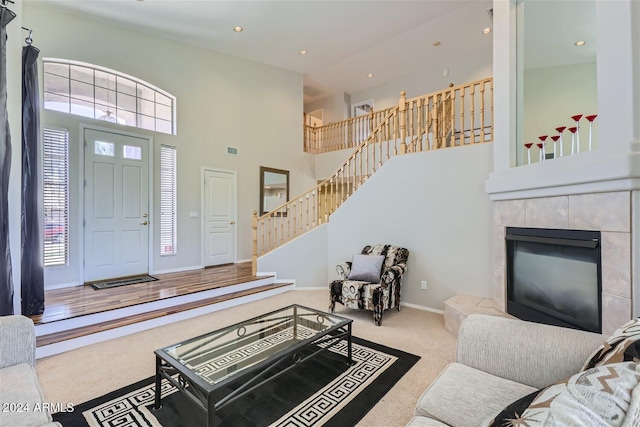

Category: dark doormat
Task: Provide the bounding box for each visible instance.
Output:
[87,275,158,290]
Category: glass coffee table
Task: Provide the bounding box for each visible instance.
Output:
[153,304,353,426]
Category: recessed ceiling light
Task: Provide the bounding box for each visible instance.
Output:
[233,26,243,32]
[482,27,492,35]
[575,40,586,46]
[367,73,374,79]
[300,50,308,55]
[433,41,441,47]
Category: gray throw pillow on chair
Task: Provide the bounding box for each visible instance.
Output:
[348,254,385,282]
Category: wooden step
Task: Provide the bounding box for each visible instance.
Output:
[36,282,292,347]
[32,262,264,325]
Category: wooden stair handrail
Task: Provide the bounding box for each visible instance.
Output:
[259,107,399,219]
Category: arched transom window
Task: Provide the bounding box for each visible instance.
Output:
[43,58,176,135]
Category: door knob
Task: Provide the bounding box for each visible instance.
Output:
[143,213,148,218]
[230,221,236,225]
[140,221,148,225]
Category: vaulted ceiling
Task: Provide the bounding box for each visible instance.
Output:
[30,0,598,106]
[34,0,495,103]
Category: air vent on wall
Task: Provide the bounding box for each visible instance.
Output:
[227,146,238,155]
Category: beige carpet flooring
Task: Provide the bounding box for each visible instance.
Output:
[36,290,457,426]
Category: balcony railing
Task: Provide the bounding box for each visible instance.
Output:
[304,107,395,154]
[254,78,493,273]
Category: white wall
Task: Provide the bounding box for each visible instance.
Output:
[23,4,315,287]
[350,48,492,112]
[304,93,348,124]
[257,224,328,289]
[522,62,598,163]
[313,147,353,181]
[327,144,494,310]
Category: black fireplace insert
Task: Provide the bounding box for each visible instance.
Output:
[506,227,602,333]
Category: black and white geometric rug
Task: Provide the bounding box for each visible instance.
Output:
[53,337,419,427]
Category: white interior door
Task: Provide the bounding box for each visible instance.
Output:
[203,169,236,267]
[84,129,150,281]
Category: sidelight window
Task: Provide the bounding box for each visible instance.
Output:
[160,145,177,256]
[43,127,70,267]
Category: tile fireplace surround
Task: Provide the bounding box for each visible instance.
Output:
[493,192,631,336]
[486,143,640,336]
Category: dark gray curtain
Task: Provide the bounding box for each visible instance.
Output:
[0,6,16,315]
[21,44,43,315]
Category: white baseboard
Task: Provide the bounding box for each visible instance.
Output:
[293,286,326,291]
[236,258,251,263]
[45,282,81,290]
[401,301,444,314]
[151,265,202,275]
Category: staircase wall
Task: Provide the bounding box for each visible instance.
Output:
[327,144,494,311]
[257,224,329,288]
[261,143,495,311]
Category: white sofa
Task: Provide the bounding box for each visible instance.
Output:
[0,315,62,427]
[407,314,634,427]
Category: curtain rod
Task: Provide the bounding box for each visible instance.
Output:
[21,27,33,45]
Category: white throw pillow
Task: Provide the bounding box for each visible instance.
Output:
[482,362,640,427]
[348,254,385,283]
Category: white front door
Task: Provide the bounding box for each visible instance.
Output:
[84,129,150,281]
[203,169,236,266]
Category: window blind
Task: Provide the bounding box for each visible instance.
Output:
[43,128,69,267]
[160,145,177,256]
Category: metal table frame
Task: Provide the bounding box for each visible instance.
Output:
[152,304,353,427]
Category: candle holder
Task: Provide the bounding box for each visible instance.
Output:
[524,143,533,165]
[568,127,577,155]
[585,114,597,151]
[555,126,566,157]
[571,114,583,153]
[538,135,548,160]
[536,143,544,162]
[550,135,560,158]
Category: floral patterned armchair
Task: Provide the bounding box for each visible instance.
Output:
[329,244,409,326]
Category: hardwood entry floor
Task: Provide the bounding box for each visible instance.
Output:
[31,262,272,325]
